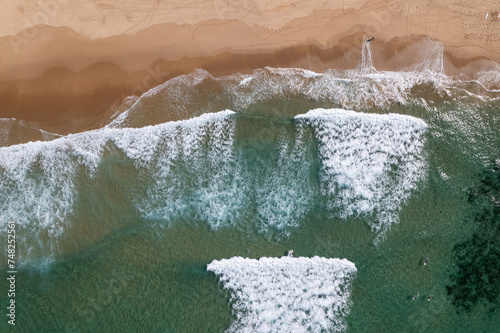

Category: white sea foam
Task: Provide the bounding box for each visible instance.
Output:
[226,39,453,112]
[295,109,428,239]
[108,68,213,128]
[0,140,83,264]
[0,106,431,265]
[358,39,376,74]
[229,65,437,112]
[111,59,444,128]
[207,256,357,333]
[136,110,241,227]
[140,115,314,237]
[0,111,236,265]
[109,69,240,128]
[0,118,14,143]
[103,36,499,131]
[0,104,431,264]
[239,77,254,86]
[1,109,315,266]
[474,61,500,92]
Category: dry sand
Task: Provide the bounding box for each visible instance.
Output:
[0,0,499,134]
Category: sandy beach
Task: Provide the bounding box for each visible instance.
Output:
[0,0,499,134]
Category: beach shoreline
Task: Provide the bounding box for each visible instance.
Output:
[0,0,499,134]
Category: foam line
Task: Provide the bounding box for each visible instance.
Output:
[102,37,498,130]
[208,256,357,333]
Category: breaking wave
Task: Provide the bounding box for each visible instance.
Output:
[0,107,429,265]
[107,38,499,129]
[208,256,357,333]
[295,109,428,238]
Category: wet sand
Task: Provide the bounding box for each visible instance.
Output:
[0,0,499,134]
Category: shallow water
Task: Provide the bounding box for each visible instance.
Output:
[0,41,499,332]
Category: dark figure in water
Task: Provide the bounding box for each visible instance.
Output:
[412,294,420,300]
[427,295,433,301]
[424,258,428,266]
[366,37,375,42]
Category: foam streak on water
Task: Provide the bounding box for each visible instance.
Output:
[207,256,357,333]
[246,127,314,235]
[295,109,428,239]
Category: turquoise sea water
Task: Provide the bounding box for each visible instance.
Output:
[1,41,499,332]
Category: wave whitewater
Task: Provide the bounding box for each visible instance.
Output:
[0,107,428,266]
[107,38,499,130]
[207,256,357,333]
[9,37,496,266]
[296,109,428,238]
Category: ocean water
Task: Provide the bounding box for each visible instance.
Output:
[0,40,499,332]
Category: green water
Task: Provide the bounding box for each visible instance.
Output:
[1,99,499,332]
